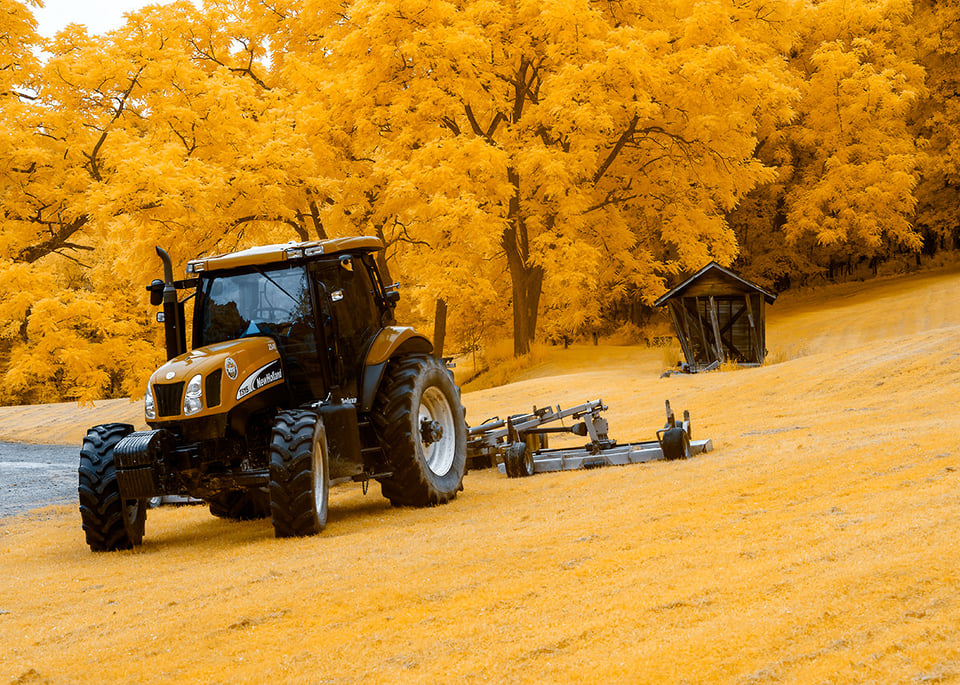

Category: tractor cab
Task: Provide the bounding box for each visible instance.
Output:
[190,244,392,405]
[144,237,403,426]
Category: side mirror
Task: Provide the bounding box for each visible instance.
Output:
[148,279,164,306]
[385,290,400,306]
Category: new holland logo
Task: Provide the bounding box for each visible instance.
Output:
[236,360,284,401]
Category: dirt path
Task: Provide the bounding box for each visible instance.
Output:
[0,442,77,517]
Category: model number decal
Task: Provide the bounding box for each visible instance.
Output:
[236,360,283,401]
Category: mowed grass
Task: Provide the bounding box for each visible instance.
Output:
[2,267,960,683]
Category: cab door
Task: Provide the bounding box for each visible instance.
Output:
[311,255,382,399]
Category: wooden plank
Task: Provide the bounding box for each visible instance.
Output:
[719,300,746,337]
[724,301,751,360]
[714,299,747,360]
[691,297,714,364]
[708,296,725,363]
[682,271,752,299]
[668,302,695,365]
[680,302,706,363]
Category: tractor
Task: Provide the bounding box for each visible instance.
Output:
[78,237,467,551]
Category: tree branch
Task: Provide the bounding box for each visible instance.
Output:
[84,65,146,182]
[15,216,90,264]
[233,214,305,239]
[440,115,461,136]
[593,114,639,185]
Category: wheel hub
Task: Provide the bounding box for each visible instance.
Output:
[420,418,444,445]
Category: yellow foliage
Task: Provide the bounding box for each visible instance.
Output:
[0,0,957,402]
[783,1,925,253]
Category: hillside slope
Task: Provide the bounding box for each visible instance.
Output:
[2,267,960,683]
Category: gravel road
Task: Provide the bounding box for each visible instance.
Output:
[0,442,77,518]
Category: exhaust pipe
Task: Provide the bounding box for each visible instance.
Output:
[156,247,187,360]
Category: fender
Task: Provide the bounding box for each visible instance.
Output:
[358,327,433,413]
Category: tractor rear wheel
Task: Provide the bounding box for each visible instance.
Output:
[372,354,466,506]
[268,410,329,537]
[208,488,270,520]
[78,423,147,552]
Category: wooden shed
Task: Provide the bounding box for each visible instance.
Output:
[654,262,777,370]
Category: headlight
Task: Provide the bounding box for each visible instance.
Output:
[183,374,203,416]
[144,384,156,420]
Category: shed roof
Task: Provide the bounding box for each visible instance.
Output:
[654,262,777,307]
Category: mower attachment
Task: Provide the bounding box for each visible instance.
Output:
[467,399,712,477]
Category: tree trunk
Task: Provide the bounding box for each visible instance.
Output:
[503,243,543,356]
[502,168,543,356]
[306,191,327,240]
[373,224,393,285]
[508,258,543,356]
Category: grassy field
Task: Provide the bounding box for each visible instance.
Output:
[2,267,960,683]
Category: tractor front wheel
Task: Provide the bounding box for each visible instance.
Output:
[269,410,329,537]
[78,423,147,552]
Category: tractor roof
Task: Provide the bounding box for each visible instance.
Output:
[186,236,383,274]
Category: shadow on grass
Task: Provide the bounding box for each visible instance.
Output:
[136,487,400,550]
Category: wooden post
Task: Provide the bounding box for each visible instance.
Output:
[744,295,763,363]
[433,298,447,358]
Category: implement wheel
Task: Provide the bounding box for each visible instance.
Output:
[504,441,534,478]
[373,354,466,506]
[78,423,147,552]
[659,426,691,461]
[269,410,329,537]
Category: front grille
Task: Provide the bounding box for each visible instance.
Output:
[205,369,222,408]
[154,382,184,417]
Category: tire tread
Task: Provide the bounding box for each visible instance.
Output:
[78,423,143,551]
[269,410,326,537]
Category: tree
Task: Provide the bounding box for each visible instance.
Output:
[275,0,798,355]
[0,1,328,402]
[782,0,924,260]
[3,0,955,404]
[912,0,960,253]
[728,0,926,285]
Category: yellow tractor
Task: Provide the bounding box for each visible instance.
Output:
[78,237,466,551]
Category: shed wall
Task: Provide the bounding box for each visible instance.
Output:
[669,294,767,366]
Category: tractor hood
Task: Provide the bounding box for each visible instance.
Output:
[146,337,284,422]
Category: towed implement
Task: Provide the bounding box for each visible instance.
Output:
[467,399,712,477]
[79,237,467,551]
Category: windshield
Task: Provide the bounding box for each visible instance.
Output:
[197,266,313,346]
